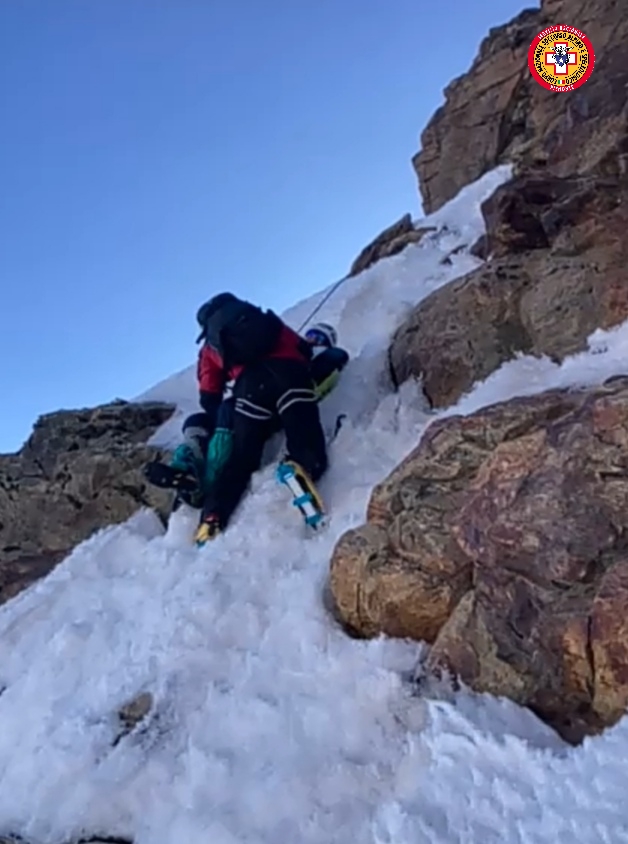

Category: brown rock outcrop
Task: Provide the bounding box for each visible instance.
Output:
[413,0,628,214]
[413,7,542,215]
[392,0,628,409]
[329,378,628,742]
[0,400,175,604]
[389,169,628,407]
[349,214,436,277]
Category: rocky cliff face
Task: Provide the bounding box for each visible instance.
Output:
[330,377,628,744]
[329,0,628,743]
[413,0,628,215]
[0,400,175,605]
[390,168,628,408]
[393,0,628,408]
[413,7,542,215]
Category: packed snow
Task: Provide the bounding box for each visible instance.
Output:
[3,164,628,844]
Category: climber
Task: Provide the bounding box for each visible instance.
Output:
[144,293,349,543]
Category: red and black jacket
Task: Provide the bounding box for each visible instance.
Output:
[197,321,311,418]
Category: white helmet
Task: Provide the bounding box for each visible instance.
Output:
[305,322,337,348]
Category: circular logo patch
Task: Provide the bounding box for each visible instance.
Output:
[528,25,595,91]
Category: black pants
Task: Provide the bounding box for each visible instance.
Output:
[181,346,347,461]
[203,358,327,527]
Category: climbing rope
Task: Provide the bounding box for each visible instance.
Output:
[296,273,351,333]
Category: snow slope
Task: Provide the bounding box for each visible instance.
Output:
[3,165,628,844]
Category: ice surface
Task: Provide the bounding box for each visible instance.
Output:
[3,165,628,843]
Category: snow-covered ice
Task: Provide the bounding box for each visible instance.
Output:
[3,164,628,843]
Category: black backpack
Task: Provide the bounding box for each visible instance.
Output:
[204,299,283,366]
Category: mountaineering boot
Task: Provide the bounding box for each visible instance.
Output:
[276,459,326,529]
[143,444,205,509]
[143,461,199,495]
[194,512,222,547]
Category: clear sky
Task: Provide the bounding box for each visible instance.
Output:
[0,0,529,453]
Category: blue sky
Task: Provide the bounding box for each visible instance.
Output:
[0,0,528,452]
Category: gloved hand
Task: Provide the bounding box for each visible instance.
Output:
[314,371,340,401]
[204,427,234,487]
